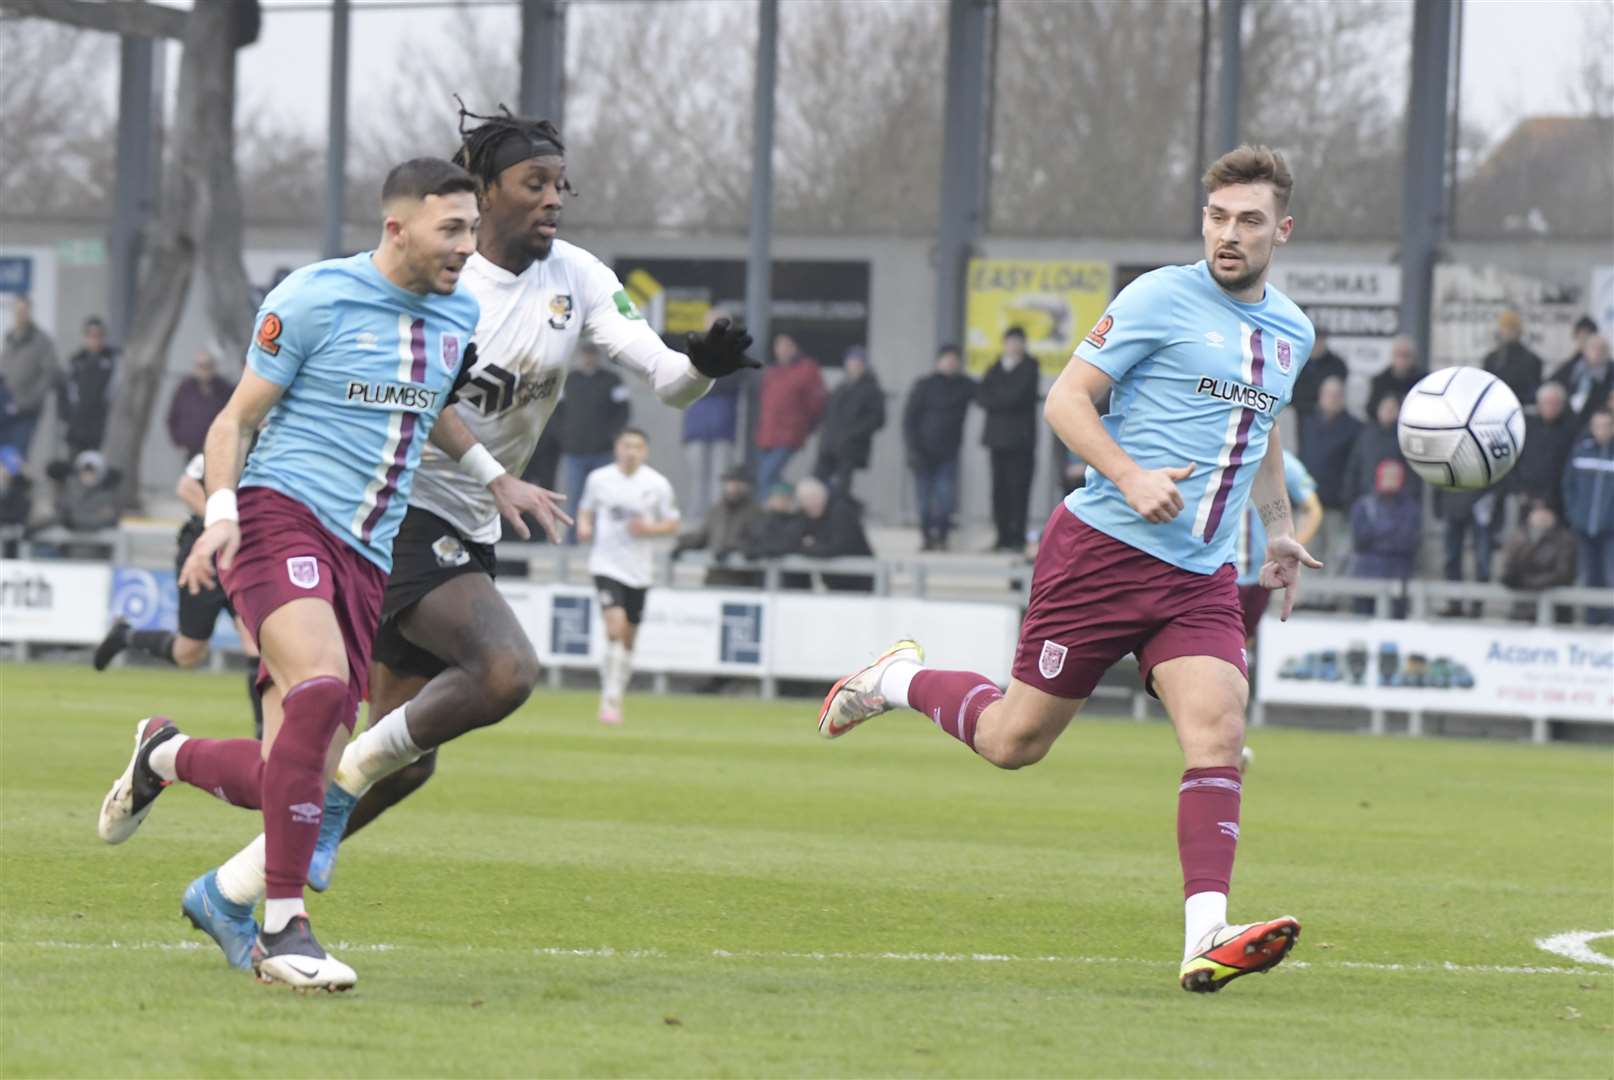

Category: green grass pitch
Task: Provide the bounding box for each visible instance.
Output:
[1,662,1610,1077]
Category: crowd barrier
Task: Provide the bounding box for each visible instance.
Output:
[2,549,1609,742]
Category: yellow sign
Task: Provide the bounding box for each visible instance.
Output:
[964,259,1112,376]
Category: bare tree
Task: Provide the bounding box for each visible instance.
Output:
[1565,0,1614,120]
[2,0,259,507]
[0,14,116,217]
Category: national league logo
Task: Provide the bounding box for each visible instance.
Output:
[286,556,320,589]
[1275,338,1293,373]
[1038,639,1067,679]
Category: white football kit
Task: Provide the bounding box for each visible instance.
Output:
[580,464,680,589]
[408,240,711,543]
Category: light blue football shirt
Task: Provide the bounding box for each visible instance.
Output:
[1065,260,1315,575]
[1233,450,1316,586]
[240,252,480,572]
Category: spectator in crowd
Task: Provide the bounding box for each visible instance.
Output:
[680,308,743,522]
[0,445,32,538]
[165,348,235,459]
[57,316,119,458]
[50,449,121,533]
[977,326,1041,551]
[795,476,874,592]
[1299,375,1361,574]
[1548,333,1612,432]
[1366,335,1422,417]
[813,345,885,495]
[1563,315,1598,371]
[1344,392,1417,511]
[1562,407,1614,624]
[1349,459,1421,618]
[1499,497,1577,602]
[1290,327,1347,417]
[1436,487,1498,615]
[1481,309,1542,406]
[903,344,976,551]
[754,333,826,495]
[745,483,806,562]
[558,344,630,543]
[0,295,59,462]
[1511,381,1578,518]
[674,465,763,588]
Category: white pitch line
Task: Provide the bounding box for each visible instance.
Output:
[7,940,1609,978]
[1535,930,1614,969]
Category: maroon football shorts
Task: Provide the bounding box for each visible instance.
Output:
[1011,505,1249,700]
[1236,583,1271,642]
[219,486,387,727]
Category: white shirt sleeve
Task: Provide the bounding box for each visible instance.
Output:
[659,476,681,524]
[579,257,713,410]
[579,469,600,513]
[184,453,206,482]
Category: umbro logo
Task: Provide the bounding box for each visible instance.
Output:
[289,801,323,824]
[356,331,379,350]
[1204,331,1226,347]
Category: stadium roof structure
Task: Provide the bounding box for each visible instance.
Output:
[1457,116,1614,240]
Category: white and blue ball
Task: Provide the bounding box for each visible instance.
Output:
[1396,366,1525,491]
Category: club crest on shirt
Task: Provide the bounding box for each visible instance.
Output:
[440,333,462,375]
[1038,639,1067,679]
[433,534,471,568]
[286,556,320,589]
[548,293,574,330]
[1275,338,1293,373]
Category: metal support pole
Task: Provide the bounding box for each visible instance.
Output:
[1191,0,1211,229]
[322,0,350,258]
[933,0,995,352]
[1399,0,1455,365]
[109,34,156,345]
[743,0,778,465]
[1216,0,1243,153]
[519,0,567,125]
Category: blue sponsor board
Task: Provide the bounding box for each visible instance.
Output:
[720,602,763,665]
[109,566,239,647]
[0,256,31,295]
[551,593,592,656]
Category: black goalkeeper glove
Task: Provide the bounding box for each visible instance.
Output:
[685,318,760,379]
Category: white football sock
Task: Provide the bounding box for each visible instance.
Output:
[146,732,188,782]
[216,834,266,907]
[603,641,632,706]
[333,704,421,798]
[1184,890,1229,960]
[263,897,305,935]
[878,660,922,709]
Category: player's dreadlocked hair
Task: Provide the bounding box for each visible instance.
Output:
[453,96,575,194]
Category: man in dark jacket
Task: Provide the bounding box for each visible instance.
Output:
[1481,309,1543,407]
[1349,459,1421,617]
[58,316,118,457]
[1298,375,1360,574]
[1511,382,1578,518]
[165,349,235,458]
[1548,334,1612,432]
[904,345,976,551]
[1366,336,1422,417]
[814,346,886,495]
[1562,408,1614,623]
[1344,393,1419,510]
[796,476,874,592]
[1500,498,1577,592]
[558,344,630,542]
[1289,328,1348,417]
[976,326,1041,551]
[675,465,763,587]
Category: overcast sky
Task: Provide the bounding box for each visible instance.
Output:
[153,0,1609,147]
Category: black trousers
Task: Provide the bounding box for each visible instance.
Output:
[990,447,1034,549]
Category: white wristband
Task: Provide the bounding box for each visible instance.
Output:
[459,443,506,487]
[204,489,239,527]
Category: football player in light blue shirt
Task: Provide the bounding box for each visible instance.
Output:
[817,146,1323,996]
[97,158,545,993]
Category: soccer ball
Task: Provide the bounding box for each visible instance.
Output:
[1396,367,1526,490]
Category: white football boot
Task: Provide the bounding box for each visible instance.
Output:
[817,639,924,739]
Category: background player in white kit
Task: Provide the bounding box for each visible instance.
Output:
[180,105,756,968]
[576,427,680,725]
